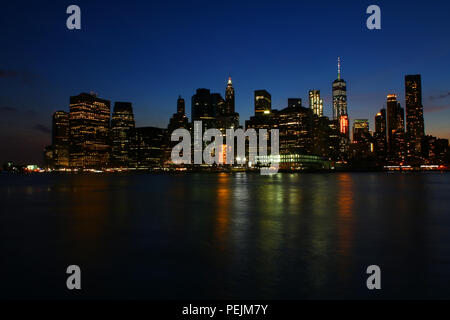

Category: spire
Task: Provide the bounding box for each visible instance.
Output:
[228,77,232,85]
[338,57,341,80]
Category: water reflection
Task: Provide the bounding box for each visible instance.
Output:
[1,173,450,299]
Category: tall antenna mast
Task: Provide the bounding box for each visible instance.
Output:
[338,57,341,80]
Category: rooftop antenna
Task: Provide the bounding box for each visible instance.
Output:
[338,57,341,80]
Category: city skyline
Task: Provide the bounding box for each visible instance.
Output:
[1,0,450,164]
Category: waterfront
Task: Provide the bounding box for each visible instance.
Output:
[1,173,450,299]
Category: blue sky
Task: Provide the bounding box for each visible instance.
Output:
[1,0,450,163]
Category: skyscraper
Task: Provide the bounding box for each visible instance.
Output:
[177,95,185,115]
[111,102,135,167]
[308,90,323,117]
[254,90,272,116]
[332,57,348,120]
[168,96,189,133]
[386,94,406,162]
[386,94,404,144]
[191,88,214,121]
[374,109,387,163]
[69,92,111,168]
[225,77,235,115]
[51,111,70,168]
[352,119,369,143]
[405,74,425,155]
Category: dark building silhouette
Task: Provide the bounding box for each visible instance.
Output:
[254,90,272,116]
[277,103,314,156]
[225,77,235,115]
[288,98,302,109]
[51,111,70,168]
[131,127,166,168]
[386,94,406,162]
[192,89,214,121]
[422,136,450,164]
[405,74,425,157]
[69,93,111,168]
[168,96,189,133]
[111,102,135,167]
[374,109,387,163]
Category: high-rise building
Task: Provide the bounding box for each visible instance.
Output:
[211,93,226,116]
[386,94,404,144]
[69,92,111,168]
[130,127,166,169]
[375,109,387,136]
[225,77,235,115]
[177,95,185,115]
[332,57,348,120]
[352,119,369,143]
[111,102,135,167]
[277,104,314,156]
[309,90,323,117]
[254,90,271,116]
[374,109,387,163]
[405,74,425,155]
[386,94,406,162]
[168,96,189,133]
[192,88,215,121]
[51,111,70,168]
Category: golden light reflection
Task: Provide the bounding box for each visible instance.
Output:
[66,175,109,257]
[214,173,230,250]
[336,173,354,276]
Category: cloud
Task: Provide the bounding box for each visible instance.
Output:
[33,124,51,134]
[0,106,18,113]
[424,105,450,113]
[427,92,450,101]
[0,69,38,84]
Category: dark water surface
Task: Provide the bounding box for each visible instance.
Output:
[1,173,449,299]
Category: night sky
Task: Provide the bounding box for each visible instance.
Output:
[1,0,450,164]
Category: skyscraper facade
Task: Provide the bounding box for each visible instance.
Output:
[168,96,189,133]
[352,119,369,143]
[374,109,387,163]
[254,90,272,116]
[192,88,214,121]
[386,94,406,161]
[332,58,348,120]
[309,90,323,117]
[111,102,135,167]
[69,92,111,168]
[51,111,70,168]
[405,74,425,155]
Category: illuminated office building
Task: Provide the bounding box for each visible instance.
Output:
[374,109,387,162]
[111,102,135,167]
[131,127,167,168]
[386,94,406,162]
[352,119,369,143]
[69,92,111,168]
[308,90,323,117]
[405,74,425,156]
[51,111,70,168]
[254,90,272,116]
[332,57,348,120]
